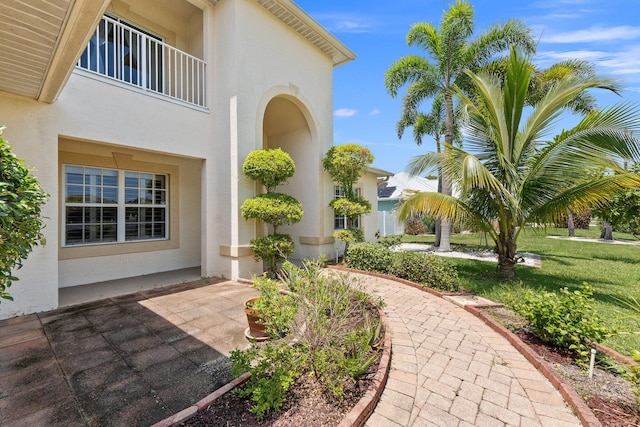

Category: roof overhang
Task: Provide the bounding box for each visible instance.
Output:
[367,166,395,178]
[256,0,356,67]
[0,0,110,103]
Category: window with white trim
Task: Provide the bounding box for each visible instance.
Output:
[333,186,361,230]
[64,165,168,246]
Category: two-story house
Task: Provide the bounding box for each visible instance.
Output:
[0,0,382,319]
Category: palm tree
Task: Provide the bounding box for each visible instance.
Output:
[385,0,535,251]
[399,48,640,278]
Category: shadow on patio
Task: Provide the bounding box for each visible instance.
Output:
[0,278,258,426]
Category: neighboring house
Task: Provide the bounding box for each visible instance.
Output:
[377,171,438,236]
[0,0,363,319]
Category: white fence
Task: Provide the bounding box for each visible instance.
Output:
[377,210,404,237]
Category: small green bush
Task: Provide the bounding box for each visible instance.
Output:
[241,193,303,230]
[377,234,402,248]
[512,283,610,364]
[345,242,393,274]
[389,251,459,291]
[250,234,294,277]
[242,148,295,192]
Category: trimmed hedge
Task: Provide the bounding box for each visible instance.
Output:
[345,242,394,274]
[345,243,459,292]
[390,251,459,292]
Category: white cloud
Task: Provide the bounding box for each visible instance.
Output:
[537,46,640,78]
[369,109,381,115]
[334,108,358,118]
[542,26,640,44]
[313,13,373,33]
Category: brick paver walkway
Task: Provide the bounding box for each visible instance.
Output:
[354,272,582,427]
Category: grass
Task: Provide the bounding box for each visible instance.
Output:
[402,227,640,357]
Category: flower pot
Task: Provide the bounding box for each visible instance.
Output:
[244,296,269,341]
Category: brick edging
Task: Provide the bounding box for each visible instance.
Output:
[328,265,609,427]
[465,306,602,427]
[338,309,392,427]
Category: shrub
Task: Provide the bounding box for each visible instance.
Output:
[242,148,295,192]
[389,251,459,292]
[0,129,48,302]
[231,261,384,419]
[377,234,402,248]
[511,283,610,364]
[241,193,303,230]
[345,242,393,274]
[404,218,426,235]
[250,234,294,277]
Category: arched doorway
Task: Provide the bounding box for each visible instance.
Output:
[262,96,315,259]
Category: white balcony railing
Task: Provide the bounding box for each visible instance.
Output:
[77,15,206,108]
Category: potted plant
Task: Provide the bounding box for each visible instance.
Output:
[243,275,296,341]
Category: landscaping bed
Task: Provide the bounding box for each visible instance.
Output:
[181,356,381,427]
[483,306,640,427]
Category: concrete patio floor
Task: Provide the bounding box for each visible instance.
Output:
[0,278,258,426]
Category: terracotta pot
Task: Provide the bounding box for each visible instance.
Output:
[244,296,268,339]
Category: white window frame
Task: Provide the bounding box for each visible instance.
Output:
[333,186,361,230]
[63,165,169,246]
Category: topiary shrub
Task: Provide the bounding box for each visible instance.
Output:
[389,251,459,291]
[345,242,393,274]
[241,149,303,277]
[0,128,48,302]
[243,148,295,193]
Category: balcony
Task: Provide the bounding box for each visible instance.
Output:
[77,15,206,109]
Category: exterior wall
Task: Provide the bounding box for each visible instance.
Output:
[379,199,399,212]
[210,0,338,276]
[0,0,353,318]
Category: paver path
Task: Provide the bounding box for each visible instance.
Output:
[353,272,582,427]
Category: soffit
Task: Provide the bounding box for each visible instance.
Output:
[256,0,355,67]
[0,0,109,103]
[0,0,73,99]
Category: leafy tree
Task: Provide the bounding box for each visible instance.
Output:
[385,0,535,251]
[323,145,373,258]
[241,148,303,276]
[0,128,48,302]
[399,48,640,278]
[592,163,640,239]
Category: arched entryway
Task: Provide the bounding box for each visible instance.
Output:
[262,96,317,259]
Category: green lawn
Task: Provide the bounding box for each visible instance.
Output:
[402,228,640,357]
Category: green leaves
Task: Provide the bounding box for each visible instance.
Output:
[0,129,48,302]
[243,148,295,193]
[322,145,373,198]
[241,193,303,230]
[511,283,610,365]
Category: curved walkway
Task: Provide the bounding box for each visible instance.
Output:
[353,272,581,427]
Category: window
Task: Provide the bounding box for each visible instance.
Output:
[333,186,361,230]
[64,165,168,246]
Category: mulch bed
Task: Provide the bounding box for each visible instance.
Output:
[180,357,380,427]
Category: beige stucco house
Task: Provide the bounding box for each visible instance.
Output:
[0,0,381,319]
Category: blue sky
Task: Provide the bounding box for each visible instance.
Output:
[294,0,640,173]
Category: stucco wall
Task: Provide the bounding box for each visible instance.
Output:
[0,0,352,318]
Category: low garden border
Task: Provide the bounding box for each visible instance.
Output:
[152,307,392,427]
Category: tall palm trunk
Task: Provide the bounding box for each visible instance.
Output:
[439,88,454,252]
[435,141,443,245]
